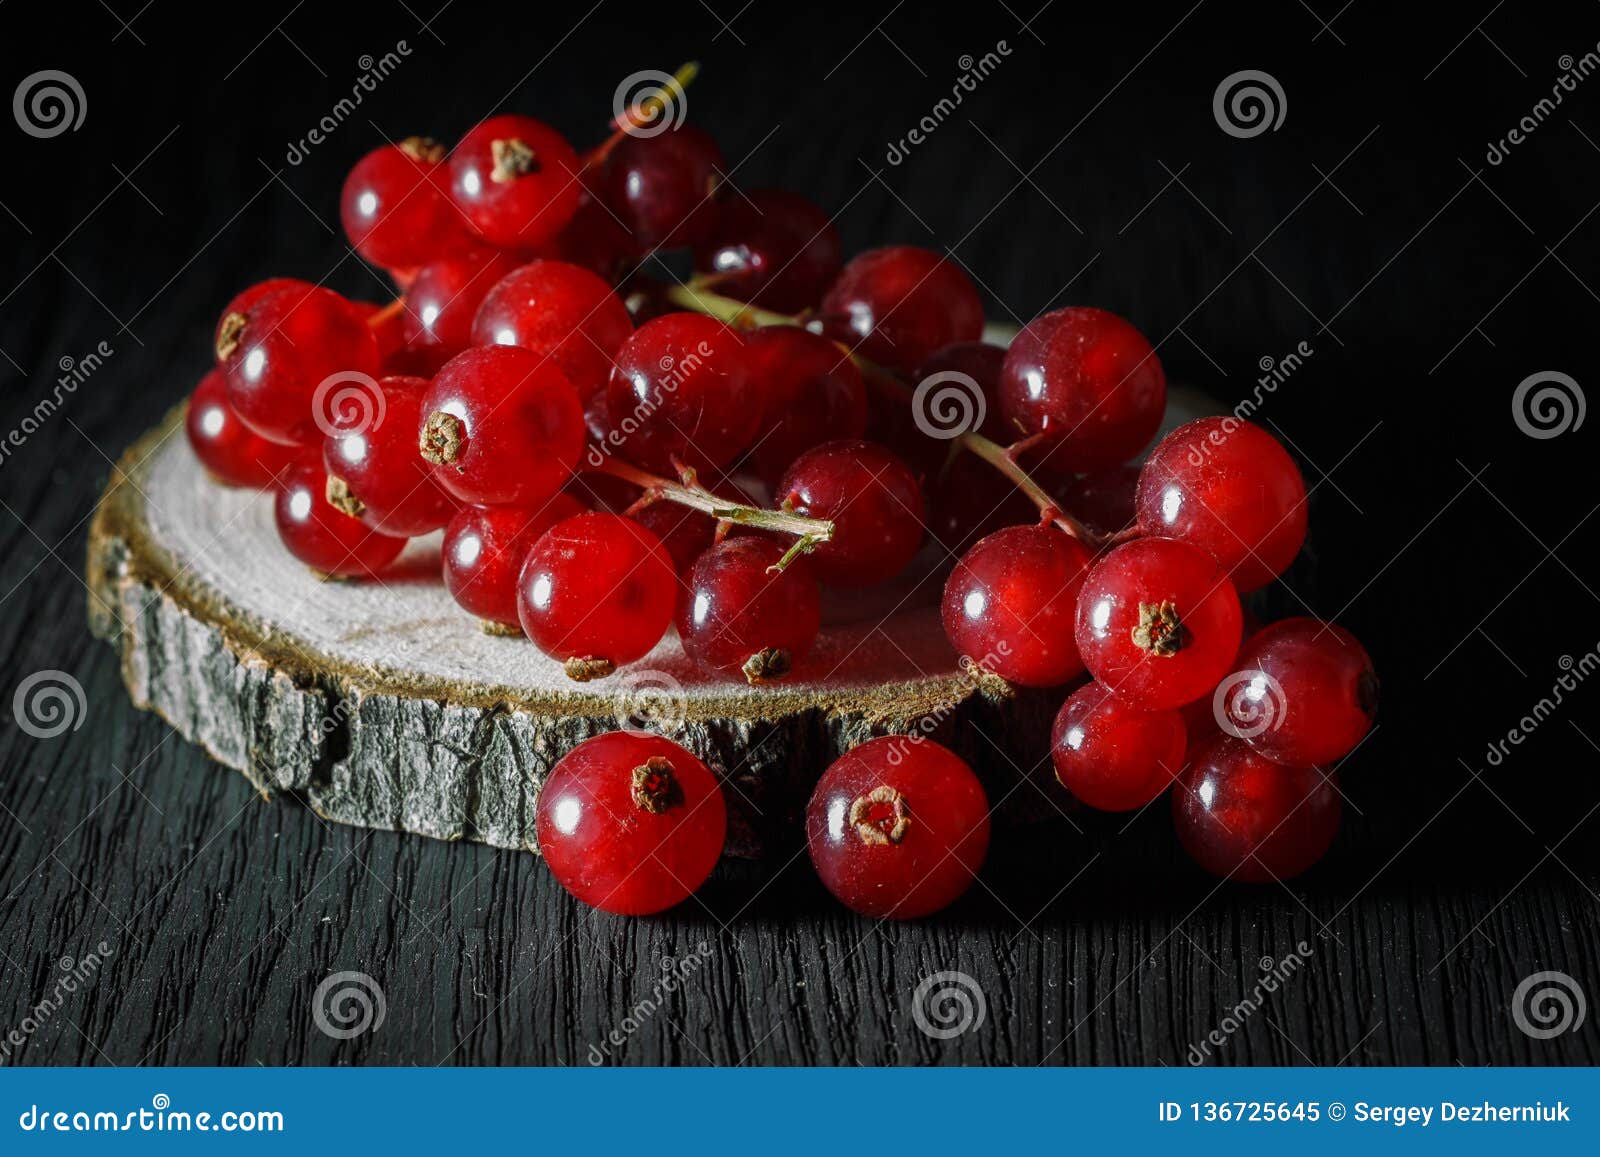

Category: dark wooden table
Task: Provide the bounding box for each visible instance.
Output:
[2,2,1597,1065]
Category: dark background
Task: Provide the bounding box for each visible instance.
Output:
[1,0,1597,1064]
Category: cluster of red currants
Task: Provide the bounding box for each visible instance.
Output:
[183,74,1374,917]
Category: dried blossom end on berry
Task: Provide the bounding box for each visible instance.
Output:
[1132,600,1186,657]
[490,137,540,182]
[631,757,682,814]
[563,656,615,682]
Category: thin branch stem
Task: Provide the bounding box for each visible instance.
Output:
[586,454,834,546]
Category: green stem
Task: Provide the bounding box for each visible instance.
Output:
[587,454,834,548]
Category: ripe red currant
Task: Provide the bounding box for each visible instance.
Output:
[998,307,1166,475]
[820,246,984,372]
[442,495,587,631]
[273,454,407,578]
[517,512,678,678]
[741,326,868,486]
[340,138,469,271]
[806,736,990,919]
[212,278,309,361]
[320,375,456,537]
[601,124,724,249]
[449,115,581,249]
[536,732,727,915]
[677,537,821,683]
[1076,537,1242,710]
[401,247,523,359]
[1136,417,1308,592]
[941,523,1095,687]
[776,440,924,587]
[924,452,1043,554]
[550,194,644,283]
[1061,465,1140,537]
[1051,681,1186,811]
[1223,617,1377,766]
[1172,735,1341,882]
[419,345,585,507]
[186,368,297,488]
[625,500,715,575]
[692,188,841,312]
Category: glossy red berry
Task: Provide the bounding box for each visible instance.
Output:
[1222,617,1377,766]
[1136,417,1308,592]
[420,345,585,507]
[601,124,724,249]
[627,500,715,575]
[820,246,984,372]
[1061,466,1140,537]
[692,188,841,312]
[186,368,297,487]
[449,115,581,249]
[551,194,644,283]
[401,248,523,358]
[1076,537,1242,710]
[219,285,380,446]
[340,139,469,270]
[1051,681,1186,811]
[741,326,868,486]
[999,307,1166,475]
[471,259,635,403]
[806,736,990,919]
[536,732,727,915]
[1172,735,1341,883]
[941,524,1095,687]
[212,278,310,361]
[776,440,924,587]
[677,538,821,683]
[273,454,407,578]
[517,512,677,677]
[442,495,587,630]
[599,312,755,474]
[320,375,455,537]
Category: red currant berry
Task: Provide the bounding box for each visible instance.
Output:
[340,138,469,271]
[819,246,984,372]
[692,188,841,312]
[273,454,407,578]
[551,194,643,283]
[420,345,585,507]
[186,368,297,488]
[1061,465,1140,537]
[1136,417,1308,592]
[741,326,868,486]
[941,524,1095,687]
[1172,735,1341,882]
[600,312,755,473]
[471,259,634,403]
[449,115,581,249]
[219,285,380,446]
[353,299,408,363]
[678,537,821,683]
[442,495,587,631]
[213,278,309,361]
[998,307,1166,475]
[321,375,456,536]
[1223,617,1377,766]
[626,500,715,575]
[601,124,724,249]
[924,452,1042,554]
[517,512,677,677]
[401,247,523,358]
[536,732,726,915]
[776,440,925,587]
[1051,681,1186,811]
[806,736,990,919]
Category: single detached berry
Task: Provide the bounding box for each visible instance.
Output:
[1223,617,1377,766]
[806,736,990,919]
[692,188,841,312]
[442,495,587,632]
[820,246,984,372]
[776,440,924,587]
[471,259,635,403]
[273,454,407,578]
[449,114,581,249]
[677,538,822,683]
[1051,681,1186,811]
[741,326,868,486]
[186,367,297,488]
[322,374,456,536]
[340,138,469,271]
[401,248,524,358]
[517,512,678,678]
[1172,735,1341,883]
[536,732,727,915]
[219,284,380,445]
[941,523,1096,687]
[420,345,585,507]
[601,124,724,249]
[998,306,1166,475]
[1136,417,1308,592]
[1076,536,1242,710]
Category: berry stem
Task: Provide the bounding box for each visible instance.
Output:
[582,61,701,173]
[663,281,795,330]
[366,297,406,328]
[959,432,1100,544]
